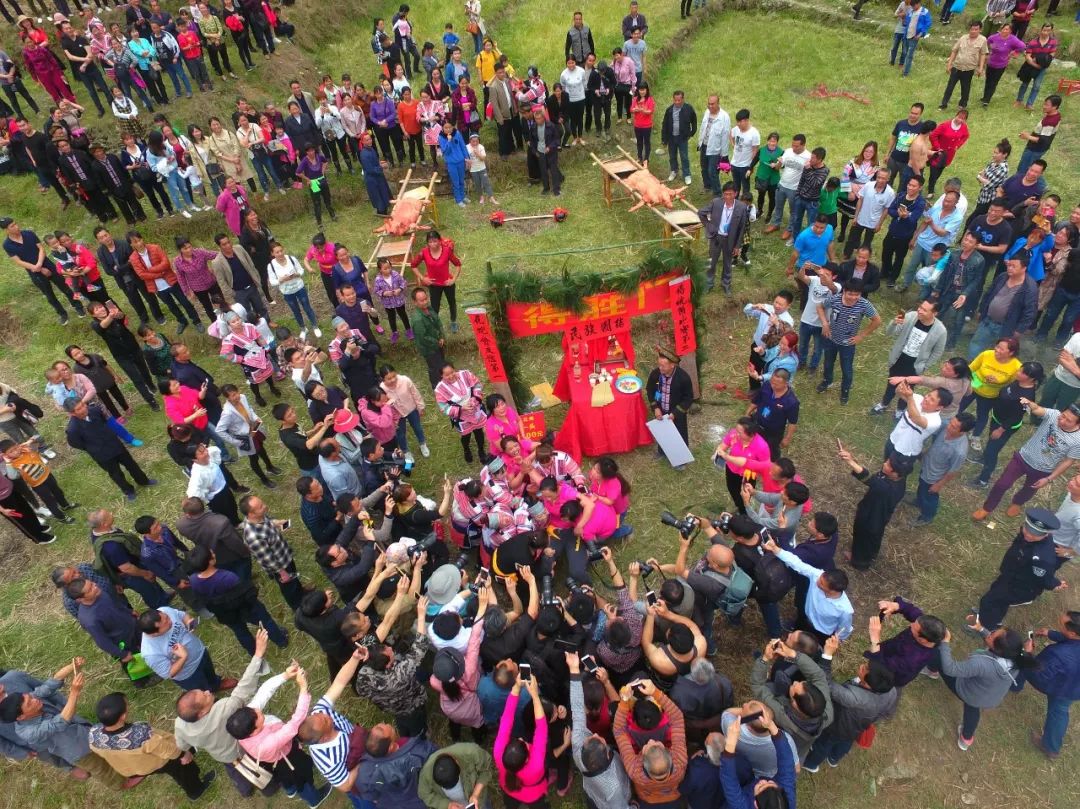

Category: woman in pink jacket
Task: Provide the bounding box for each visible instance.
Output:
[713,416,771,515]
[215,175,251,236]
[430,586,490,743]
[225,662,332,807]
[494,670,548,807]
[359,386,401,451]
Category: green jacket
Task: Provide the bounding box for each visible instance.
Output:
[91,530,144,585]
[412,306,445,357]
[417,742,495,809]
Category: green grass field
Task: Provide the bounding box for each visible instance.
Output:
[0,2,1077,807]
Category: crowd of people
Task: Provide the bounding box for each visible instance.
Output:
[1,2,1080,809]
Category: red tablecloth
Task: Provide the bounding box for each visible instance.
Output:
[554,375,653,459]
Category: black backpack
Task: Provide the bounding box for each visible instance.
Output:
[749,545,794,604]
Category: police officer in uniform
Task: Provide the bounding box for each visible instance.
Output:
[968,508,1069,633]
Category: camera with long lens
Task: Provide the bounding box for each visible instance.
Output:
[407,533,438,559]
[454,555,470,572]
[660,510,701,538]
[637,560,655,578]
[585,544,605,564]
[540,575,558,607]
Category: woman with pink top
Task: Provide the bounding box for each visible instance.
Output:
[590,456,632,539]
[713,416,771,514]
[494,670,548,808]
[497,436,534,496]
[430,585,489,744]
[484,393,534,455]
[359,386,401,452]
[436,362,488,463]
[225,661,332,807]
[380,364,428,458]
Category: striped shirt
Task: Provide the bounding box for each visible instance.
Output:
[308,696,354,787]
[5,447,50,486]
[824,293,877,346]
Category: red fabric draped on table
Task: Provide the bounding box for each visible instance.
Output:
[552,331,650,459]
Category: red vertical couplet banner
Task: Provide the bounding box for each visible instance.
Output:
[669,276,697,355]
[466,307,508,383]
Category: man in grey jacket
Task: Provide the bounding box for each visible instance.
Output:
[0,669,80,772]
[871,299,947,416]
[750,639,834,761]
[209,234,269,323]
[567,653,633,809]
[564,12,595,64]
[173,627,271,796]
[698,181,749,295]
[802,659,898,772]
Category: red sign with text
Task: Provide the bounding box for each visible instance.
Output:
[669,276,697,355]
[505,272,681,337]
[467,309,507,383]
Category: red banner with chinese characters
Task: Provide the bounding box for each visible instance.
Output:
[519,411,547,443]
[669,275,697,355]
[505,272,681,337]
[466,308,507,383]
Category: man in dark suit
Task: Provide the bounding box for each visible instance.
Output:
[837,246,882,297]
[526,106,563,196]
[90,145,145,226]
[660,90,697,185]
[698,180,749,294]
[284,100,320,153]
[54,138,117,223]
[645,346,695,469]
[64,400,156,501]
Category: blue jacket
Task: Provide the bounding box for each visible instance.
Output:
[720,732,797,808]
[438,130,469,165]
[978,273,1038,337]
[1025,633,1080,700]
[65,404,125,462]
[903,7,932,38]
[1004,234,1055,282]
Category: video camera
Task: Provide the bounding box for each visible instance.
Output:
[373,450,414,479]
[407,533,438,559]
[540,575,558,607]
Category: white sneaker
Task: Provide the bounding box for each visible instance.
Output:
[404,451,415,464]
[299,330,307,342]
[667,171,677,181]
[420,443,431,458]
[683,176,692,185]
[43,448,58,460]
[970,436,983,452]
[313,328,323,338]
[181,210,192,219]
[202,205,214,212]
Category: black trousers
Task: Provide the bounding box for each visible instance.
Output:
[109,188,146,224]
[843,223,876,258]
[155,282,201,326]
[308,178,335,226]
[81,185,118,223]
[981,66,1006,104]
[726,467,748,514]
[567,99,585,138]
[29,270,84,319]
[429,284,457,323]
[192,284,224,322]
[113,351,157,406]
[137,67,168,105]
[537,150,562,194]
[113,276,154,324]
[136,177,174,216]
[96,448,151,495]
[207,485,240,524]
[881,234,910,282]
[206,42,234,77]
[155,755,207,800]
[32,475,74,518]
[592,99,611,133]
[2,79,40,119]
[374,125,406,164]
[423,348,447,388]
[0,486,53,543]
[941,68,974,109]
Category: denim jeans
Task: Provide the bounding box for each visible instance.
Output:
[121,573,170,609]
[1016,148,1046,177]
[667,138,690,177]
[890,32,907,65]
[805,734,856,769]
[799,322,825,369]
[940,301,967,348]
[942,670,982,738]
[1036,286,1080,343]
[789,197,818,238]
[162,170,195,211]
[223,596,289,654]
[251,150,284,192]
[770,185,797,228]
[822,338,857,394]
[162,59,192,96]
[759,600,783,638]
[967,319,1005,361]
[700,148,721,195]
[902,36,920,76]
[394,409,426,452]
[1043,695,1074,754]
[729,165,751,198]
[958,392,995,437]
[1017,69,1047,107]
[900,244,932,288]
[174,649,222,691]
[915,477,940,521]
[284,287,318,330]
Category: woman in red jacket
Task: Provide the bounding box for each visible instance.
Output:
[409,230,463,331]
[927,108,970,196]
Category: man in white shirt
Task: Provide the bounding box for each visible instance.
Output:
[1040,334,1080,411]
[794,262,839,374]
[843,168,896,258]
[697,95,730,196]
[765,134,810,232]
[885,381,947,461]
[730,108,760,199]
[1052,474,1080,570]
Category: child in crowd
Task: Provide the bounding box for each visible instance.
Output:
[914,242,950,300]
[422,41,439,83]
[466,132,496,204]
[443,23,460,64]
[1,438,77,522]
[373,257,410,343]
[819,176,841,230]
[740,191,757,267]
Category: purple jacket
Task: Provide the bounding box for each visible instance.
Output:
[863,597,935,687]
[369,97,398,129]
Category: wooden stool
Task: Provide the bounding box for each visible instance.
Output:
[599,158,641,206]
[660,209,703,246]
